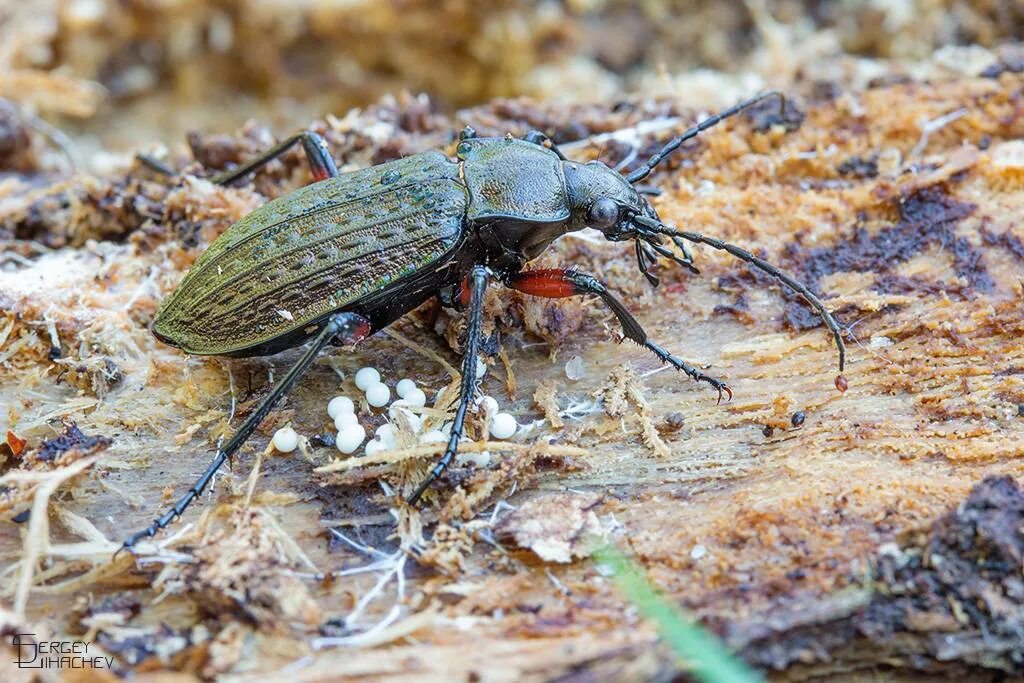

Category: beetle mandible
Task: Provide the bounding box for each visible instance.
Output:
[123,92,846,549]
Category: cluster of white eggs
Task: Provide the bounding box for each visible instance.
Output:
[270,363,519,456]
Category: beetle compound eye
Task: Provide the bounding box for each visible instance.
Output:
[588,198,619,229]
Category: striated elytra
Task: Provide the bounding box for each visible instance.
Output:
[123,92,847,550]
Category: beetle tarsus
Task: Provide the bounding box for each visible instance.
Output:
[644,340,731,403]
[119,312,371,551]
[407,266,490,504]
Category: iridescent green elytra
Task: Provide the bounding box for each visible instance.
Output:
[154,151,467,356]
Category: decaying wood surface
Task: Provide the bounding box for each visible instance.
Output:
[1,65,1023,682]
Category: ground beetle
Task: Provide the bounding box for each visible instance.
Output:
[123,92,846,549]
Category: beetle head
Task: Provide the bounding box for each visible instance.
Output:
[562,159,698,283]
[563,160,657,236]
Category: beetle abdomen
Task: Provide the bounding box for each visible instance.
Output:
[154,151,467,356]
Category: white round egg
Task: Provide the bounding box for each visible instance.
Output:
[334,411,359,430]
[364,438,388,457]
[477,395,498,416]
[462,451,491,468]
[354,367,381,391]
[327,396,354,419]
[420,429,447,444]
[395,378,417,399]
[404,387,427,408]
[375,423,397,447]
[489,412,517,440]
[336,425,366,454]
[272,427,298,453]
[365,382,390,407]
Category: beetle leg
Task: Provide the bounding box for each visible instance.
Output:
[211,131,339,186]
[505,268,731,402]
[523,130,568,160]
[119,312,371,553]
[407,266,489,504]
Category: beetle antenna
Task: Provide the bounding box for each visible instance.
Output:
[631,213,845,371]
[625,91,785,184]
